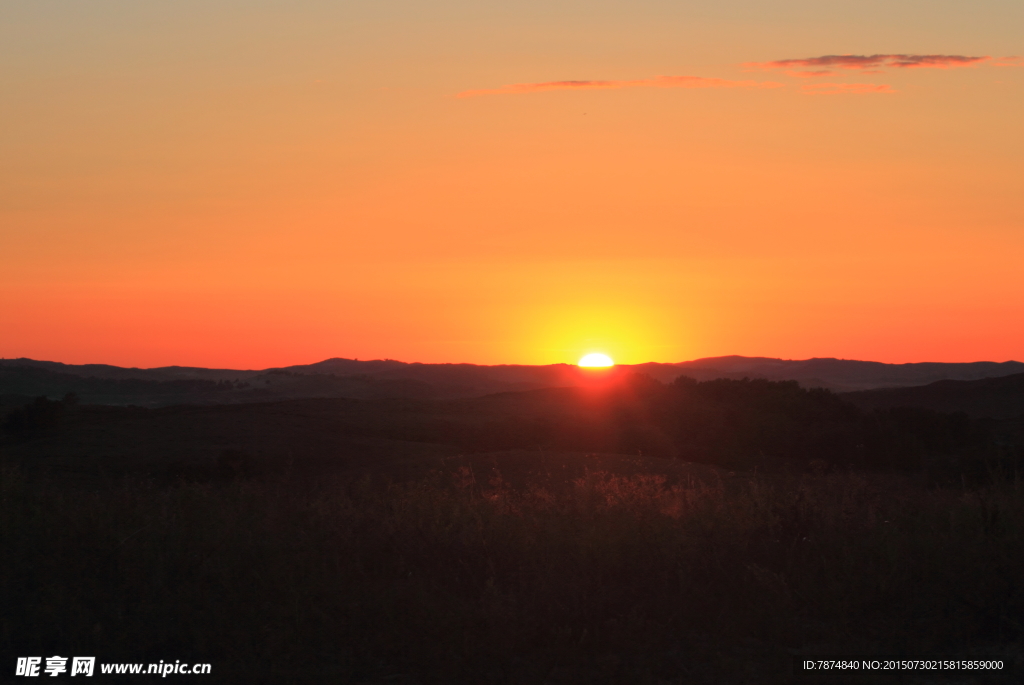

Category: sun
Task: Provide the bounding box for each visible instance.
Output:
[578,352,614,367]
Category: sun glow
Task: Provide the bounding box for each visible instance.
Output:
[578,353,614,367]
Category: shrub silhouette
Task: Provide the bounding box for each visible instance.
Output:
[3,396,67,437]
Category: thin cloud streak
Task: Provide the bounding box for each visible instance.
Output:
[802,83,896,95]
[745,54,990,76]
[992,56,1023,67]
[457,75,782,98]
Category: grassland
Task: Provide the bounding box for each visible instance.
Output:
[3,447,1022,684]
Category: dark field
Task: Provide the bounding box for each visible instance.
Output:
[3,379,1023,683]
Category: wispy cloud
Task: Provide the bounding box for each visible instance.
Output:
[457,75,782,98]
[745,54,989,77]
[802,83,896,95]
[992,56,1023,67]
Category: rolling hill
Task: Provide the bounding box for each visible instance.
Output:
[2,355,1023,407]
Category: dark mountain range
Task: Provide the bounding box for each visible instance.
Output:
[2,355,1022,407]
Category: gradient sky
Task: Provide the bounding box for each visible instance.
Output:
[2,0,1022,368]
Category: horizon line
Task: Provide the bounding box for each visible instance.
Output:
[3,355,1022,372]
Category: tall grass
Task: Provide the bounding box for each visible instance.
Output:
[2,461,1022,683]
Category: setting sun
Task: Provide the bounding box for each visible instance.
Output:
[578,353,614,367]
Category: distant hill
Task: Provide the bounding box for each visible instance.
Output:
[2,355,1022,407]
[843,372,1024,420]
[284,357,1024,394]
[650,356,1024,392]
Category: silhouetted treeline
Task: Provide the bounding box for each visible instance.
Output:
[2,394,77,437]
[658,377,1001,474]
[442,375,1019,478]
[0,366,240,402]
[3,373,1020,480]
[844,371,1024,419]
[0,365,441,406]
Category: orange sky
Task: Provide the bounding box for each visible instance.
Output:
[2,1,1022,368]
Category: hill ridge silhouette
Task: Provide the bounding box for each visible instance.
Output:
[3,355,1023,407]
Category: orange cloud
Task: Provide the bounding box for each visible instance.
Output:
[802,83,896,95]
[457,75,782,98]
[789,70,834,78]
[746,54,989,77]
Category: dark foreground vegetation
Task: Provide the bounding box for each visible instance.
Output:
[3,454,1023,684]
[3,376,1024,683]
